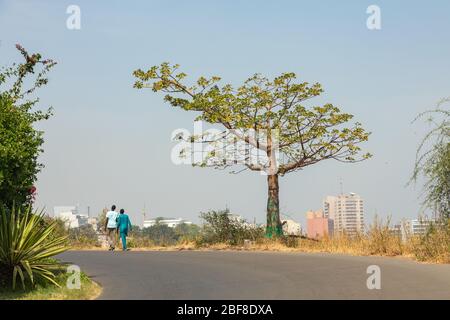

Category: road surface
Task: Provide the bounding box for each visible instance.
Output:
[58,251,450,299]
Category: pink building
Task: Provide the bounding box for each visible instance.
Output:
[306,210,334,239]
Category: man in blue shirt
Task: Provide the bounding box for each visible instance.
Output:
[104,205,119,251]
[117,209,132,251]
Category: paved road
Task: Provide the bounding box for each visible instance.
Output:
[58,251,450,299]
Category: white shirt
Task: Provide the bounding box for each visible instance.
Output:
[106,210,118,228]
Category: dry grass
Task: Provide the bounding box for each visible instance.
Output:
[69,218,450,264]
[70,235,449,264]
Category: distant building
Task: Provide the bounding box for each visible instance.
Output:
[404,219,435,237]
[323,193,365,236]
[281,219,302,236]
[143,218,192,228]
[306,210,334,239]
[54,206,88,229]
[54,206,78,217]
[389,218,437,242]
[389,224,403,238]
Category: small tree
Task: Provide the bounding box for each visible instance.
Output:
[142,223,178,246]
[410,98,450,222]
[174,223,200,242]
[199,209,264,245]
[0,44,56,208]
[133,64,371,237]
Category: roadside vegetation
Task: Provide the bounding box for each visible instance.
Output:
[57,209,449,264]
[0,45,99,300]
[0,265,100,300]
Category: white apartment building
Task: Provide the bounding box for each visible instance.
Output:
[143,218,192,228]
[390,218,437,242]
[404,219,436,237]
[323,193,365,236]
[54,206,89,229]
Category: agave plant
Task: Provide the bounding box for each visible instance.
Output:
[0,206,69,289]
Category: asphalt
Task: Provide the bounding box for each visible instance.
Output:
[58,250,450,300]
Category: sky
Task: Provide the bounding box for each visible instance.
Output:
[0,0,449,227]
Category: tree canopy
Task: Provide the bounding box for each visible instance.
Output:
[134,63,371,175]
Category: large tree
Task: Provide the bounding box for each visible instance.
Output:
[133,63,371,237]
[0,44,56,208]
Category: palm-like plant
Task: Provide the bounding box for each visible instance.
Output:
[0,207,69,289]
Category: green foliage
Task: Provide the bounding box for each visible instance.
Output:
[141,223,178,246]
[411,98,450,222]
[42,216,67,242]
[0,206,69,290]
[0,45,56,208]
[129,222,200,247]
[0,266,99,300]
[198,209,264,246]
[174,223,200,242]
[133,63,371,173]
[0,96,44,207]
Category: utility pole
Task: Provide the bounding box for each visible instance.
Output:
[142,203,147,226]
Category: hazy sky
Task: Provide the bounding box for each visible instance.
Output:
[1,0,449,227]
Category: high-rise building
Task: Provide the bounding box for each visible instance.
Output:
[323,193,365,236]
[306,210,333,239]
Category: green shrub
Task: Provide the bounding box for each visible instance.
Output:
[174,223,200,243]
[197,209,264,246]
[0,207,69,289]
[141,223,178,246]
[0,45,56,208]
[68,225,99,247]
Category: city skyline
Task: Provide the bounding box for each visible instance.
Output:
[53,189,428,229]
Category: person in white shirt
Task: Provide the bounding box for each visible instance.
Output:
[104,205,119,251]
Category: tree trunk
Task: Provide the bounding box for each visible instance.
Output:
[266,174,282,238]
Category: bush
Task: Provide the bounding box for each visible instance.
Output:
[0,45,56,208]
[68,225,99,247]
[0,207,69,289]
[141,223,178,246]
[197,209,264,246]
[174,223,201,243]
[410,222,450,263]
